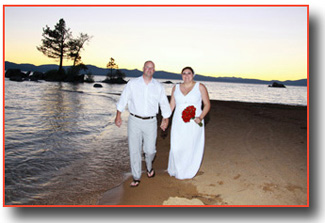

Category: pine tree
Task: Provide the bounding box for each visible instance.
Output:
[106,57,119,79]
[68,33,91,66]
[37,18,71,74]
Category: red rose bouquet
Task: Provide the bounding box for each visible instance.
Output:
[182,105,202,127]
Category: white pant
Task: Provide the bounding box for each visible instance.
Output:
[128,115,157,180]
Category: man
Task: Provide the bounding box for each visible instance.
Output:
[115,61,171,187]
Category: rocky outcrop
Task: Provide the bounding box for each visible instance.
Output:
[102,77,127,84]
[268,82,286,88]
[29,71,45,81]
[64,74,85,83]
[162,80,173,84]
[93,83,103,88]
[5,68,127,84]
[5,68,88,83]
[5,69,29,82]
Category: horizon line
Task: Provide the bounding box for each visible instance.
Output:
[4,60,307,82]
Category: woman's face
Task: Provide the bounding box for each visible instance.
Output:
[181,68,194,83]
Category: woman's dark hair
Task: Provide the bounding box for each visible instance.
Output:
[181,67,195,75]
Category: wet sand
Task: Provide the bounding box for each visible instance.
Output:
[98,100,308,206]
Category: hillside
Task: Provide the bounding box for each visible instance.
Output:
[4,61,307,86]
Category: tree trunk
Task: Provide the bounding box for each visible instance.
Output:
[58,36,64,74]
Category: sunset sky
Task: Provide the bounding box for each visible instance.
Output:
[4,5,308,81]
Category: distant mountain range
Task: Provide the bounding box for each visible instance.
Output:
[4,61,307,86]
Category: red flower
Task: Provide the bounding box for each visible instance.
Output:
[182,105,202,127]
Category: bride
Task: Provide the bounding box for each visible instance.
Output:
[167,67,211,180]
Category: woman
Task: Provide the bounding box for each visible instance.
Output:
[167,67,211,179]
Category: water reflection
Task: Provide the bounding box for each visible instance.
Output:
[4,78,306,205]
[5,80,130,205]
[41,83,79,133]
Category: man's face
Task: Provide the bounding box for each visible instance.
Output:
[143,62,155,77]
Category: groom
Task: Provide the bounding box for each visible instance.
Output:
[115,61,171,187]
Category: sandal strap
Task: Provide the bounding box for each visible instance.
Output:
[130,180,140,187]
[147,169,155,178]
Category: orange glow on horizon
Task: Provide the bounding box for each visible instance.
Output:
[4,5,308,82]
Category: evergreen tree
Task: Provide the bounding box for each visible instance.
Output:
[106,57,118,79]
[37,19,91,82]
[68,33,92,66]
[37,18,71,74]
[116,69,126,79]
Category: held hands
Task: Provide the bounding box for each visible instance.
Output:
[160,118,169,131]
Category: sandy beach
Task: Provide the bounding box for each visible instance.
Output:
[98,100,308,206]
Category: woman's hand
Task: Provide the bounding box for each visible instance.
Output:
[194,117,202,124]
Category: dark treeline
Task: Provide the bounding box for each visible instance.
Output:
[6,18,128,85]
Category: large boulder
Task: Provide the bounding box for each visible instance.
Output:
[9,76,24,82]
[268,82,286,88]
[43,70,67,82]
[5,69,30,82]
[162,80,173,84]
[5,69,28,79]
[102,77,127,84]
[93,83,103,88]
[29,71,45,81]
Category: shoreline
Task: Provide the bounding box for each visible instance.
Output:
[97,99,308,206]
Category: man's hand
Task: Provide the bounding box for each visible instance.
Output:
[160,118,169,131]
[115,111,122,127]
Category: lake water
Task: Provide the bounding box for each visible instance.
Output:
[4,76,307,205]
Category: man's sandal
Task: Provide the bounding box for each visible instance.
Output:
[130,180,140,187]
[147,169,155,178]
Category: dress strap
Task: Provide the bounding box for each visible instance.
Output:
[195,82,199,91]
[175,84,180,92]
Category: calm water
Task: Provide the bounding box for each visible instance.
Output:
[4,77,307,205]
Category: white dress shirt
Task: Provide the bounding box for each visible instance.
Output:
[116,76,172,118]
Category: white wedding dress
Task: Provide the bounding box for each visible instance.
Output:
[167,82,205,179]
